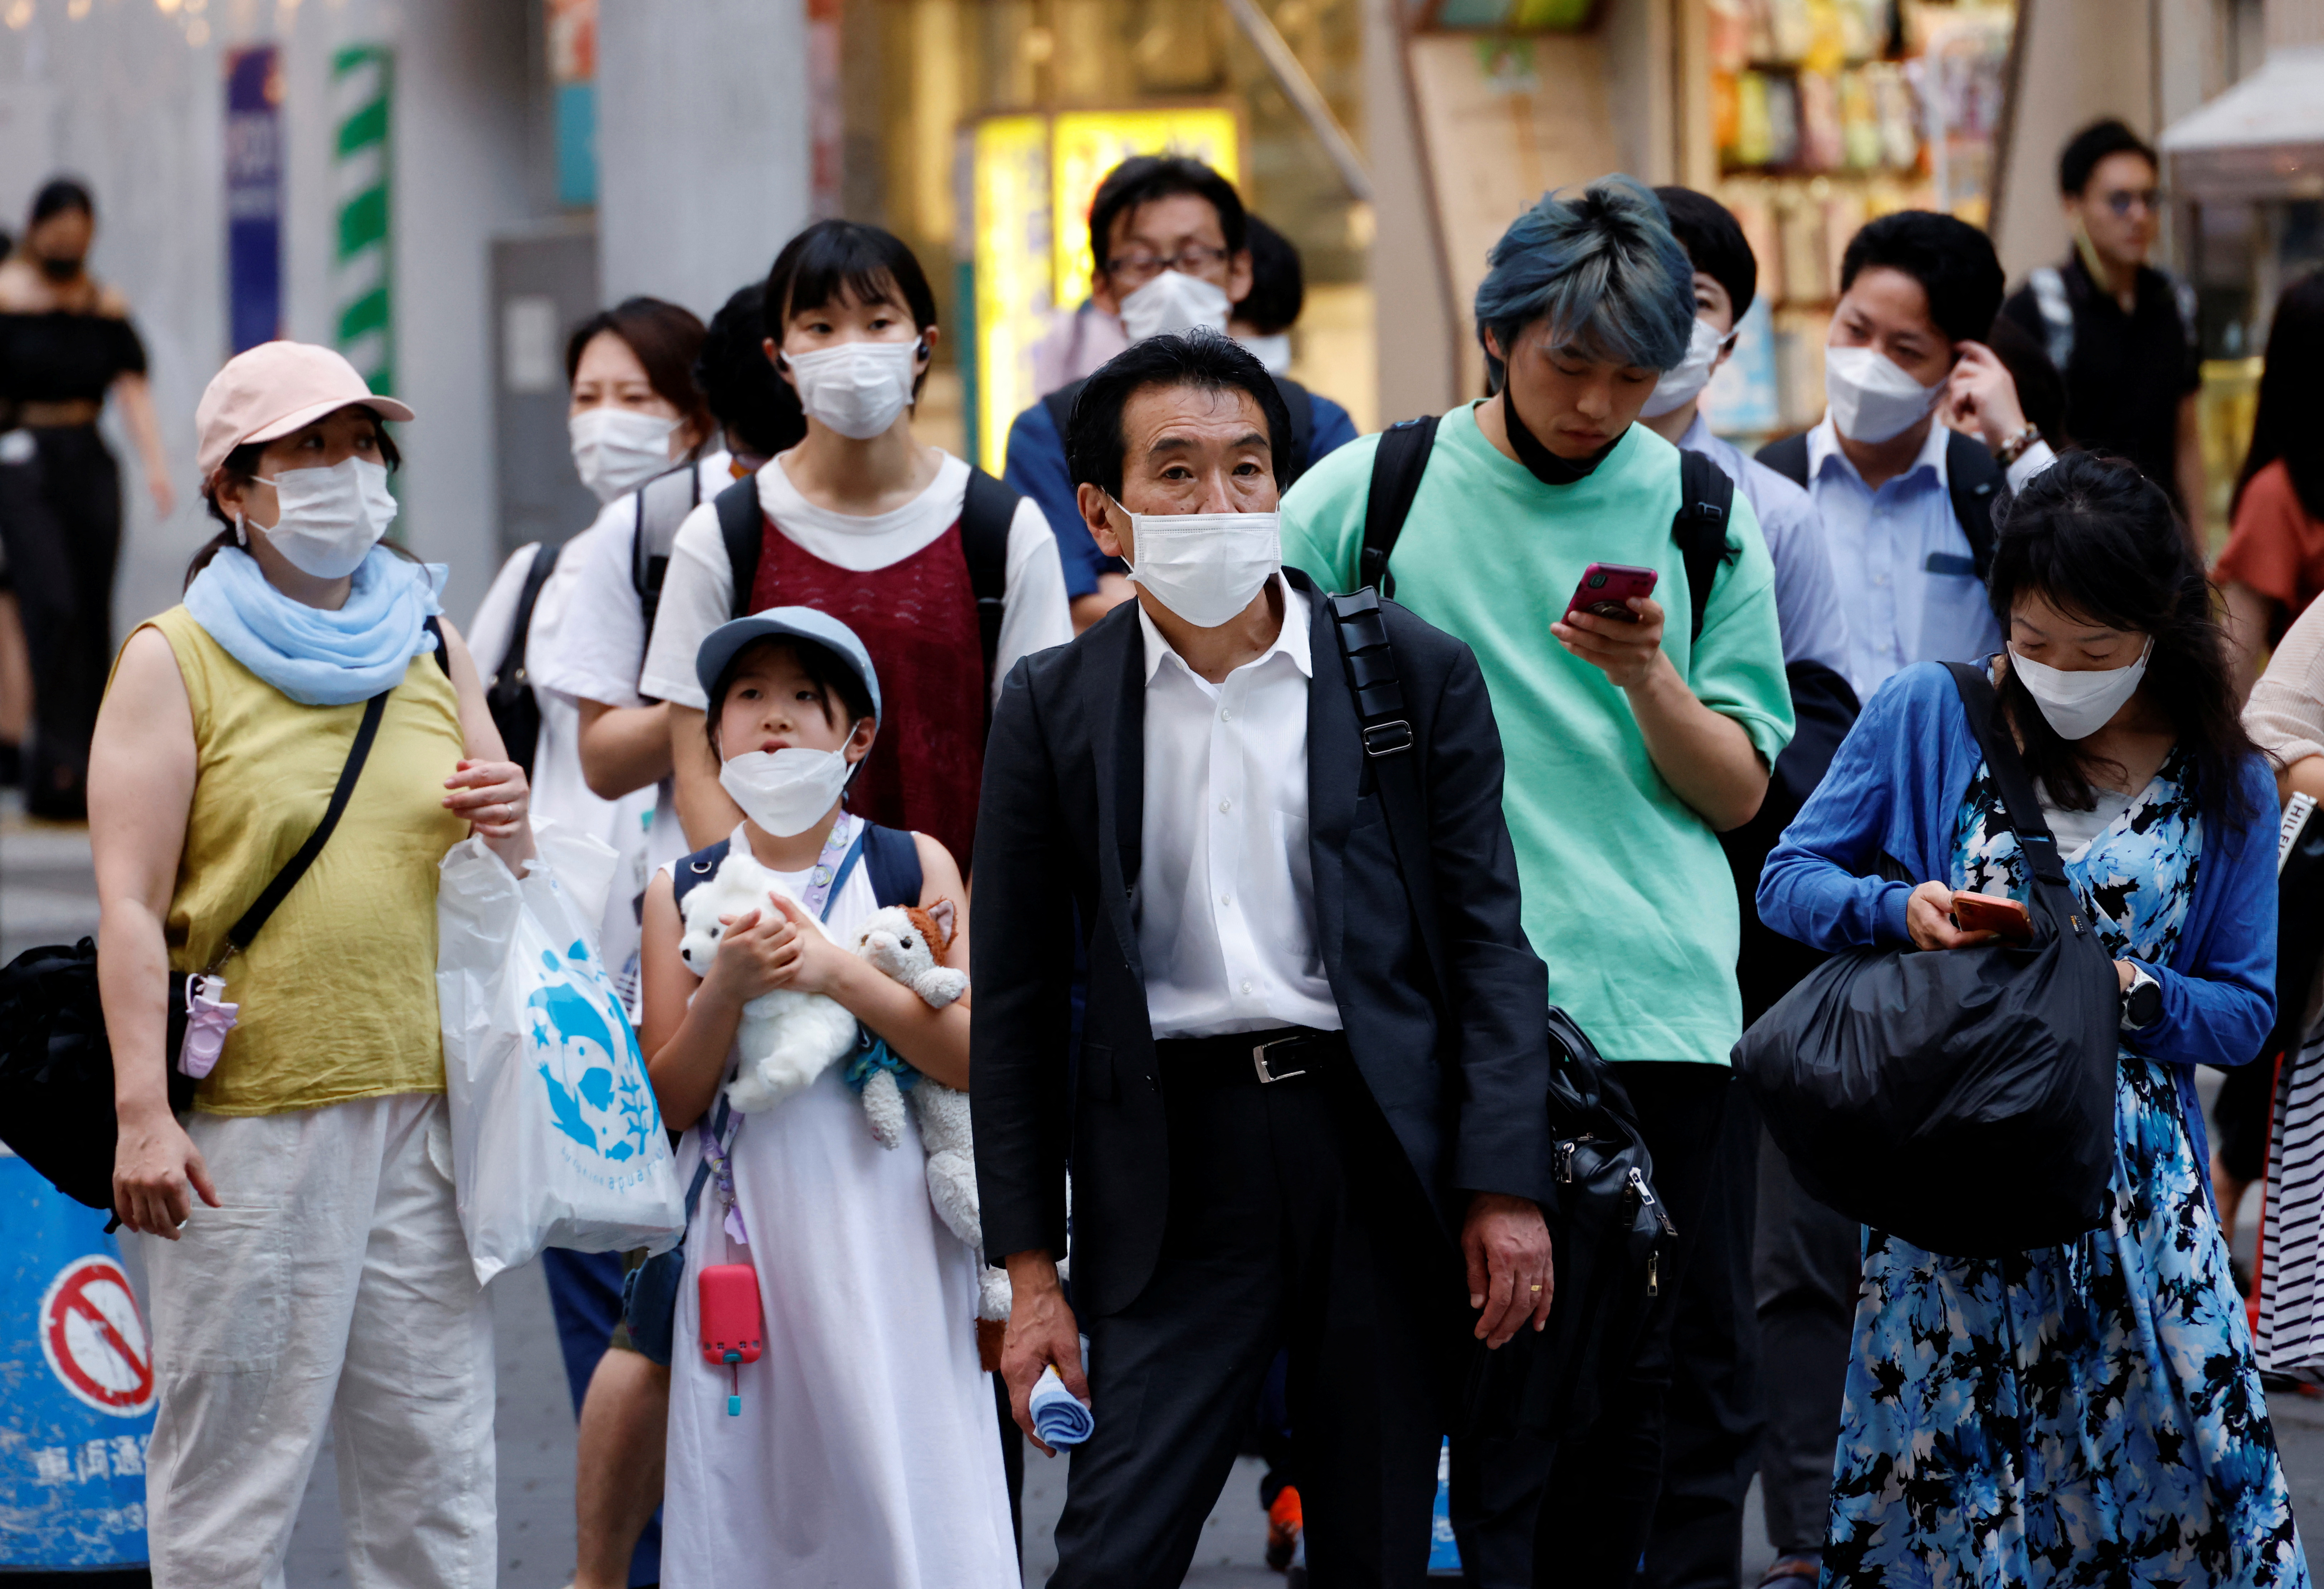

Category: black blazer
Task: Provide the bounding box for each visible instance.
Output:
[970,570,1555,1319]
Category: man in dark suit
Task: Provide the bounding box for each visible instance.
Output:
[971,329,1557,1587]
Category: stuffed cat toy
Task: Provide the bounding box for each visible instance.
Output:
[676,847,858,1114]
[848,901,1009,1321]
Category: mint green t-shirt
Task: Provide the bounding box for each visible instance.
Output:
[1281,404,1794,1066]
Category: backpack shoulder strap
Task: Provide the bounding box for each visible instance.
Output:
[1272,375,1315,481]
[1358,414,1439,598]
[1755,430,1809,488]
[1041,380,1085,450]
[669,837,733,914]
[1672,449,1738,644]
[1944,429,2003,583]
[959,467,1018,688]
[715,478,763,620]
[1324,588,1449,1003]
[2028,264,2076,374]
[500,540,561,683]
[860,823,926,911]
[633,461,706,632]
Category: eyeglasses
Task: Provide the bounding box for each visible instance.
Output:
[2103,188,2162,218]
[1103,245,1232,287]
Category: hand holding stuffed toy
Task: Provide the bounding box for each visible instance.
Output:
[848,900,1009,1320]
[676,848,859,1113]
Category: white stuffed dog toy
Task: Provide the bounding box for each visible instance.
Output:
[848,901,1010,1321]
[676,847,858,1113]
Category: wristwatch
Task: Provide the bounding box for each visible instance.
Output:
[2121,966,2163,1032]
[1995,423,2044,468]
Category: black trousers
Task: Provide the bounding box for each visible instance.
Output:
[1048,1064,1455,1589]
[1641,1090,1764,1589]
[1449,1062,1734,1588]
[1750,1132,1861,1558]
[0,425,121,817]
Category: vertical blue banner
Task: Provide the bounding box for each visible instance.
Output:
[225,46,283,354]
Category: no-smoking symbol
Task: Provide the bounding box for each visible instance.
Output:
[38,1257,154,1417]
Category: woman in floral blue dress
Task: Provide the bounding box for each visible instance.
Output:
[1759,453,2307,1586]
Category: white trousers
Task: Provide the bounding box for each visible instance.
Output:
[140,1093,496,1589]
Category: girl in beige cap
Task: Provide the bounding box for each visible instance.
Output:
[86,340,530,1588]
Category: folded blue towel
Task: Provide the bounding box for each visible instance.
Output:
[1029,1365,1093,1448]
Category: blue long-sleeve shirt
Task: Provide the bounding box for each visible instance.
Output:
[1005,383,1359,599]
[1756,659,2279,1168]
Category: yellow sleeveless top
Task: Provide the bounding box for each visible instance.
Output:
[132,607,471,1115]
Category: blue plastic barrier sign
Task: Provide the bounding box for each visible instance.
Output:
[0,1152,155,1570]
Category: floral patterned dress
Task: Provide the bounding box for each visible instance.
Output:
[1825,751,2309,1587]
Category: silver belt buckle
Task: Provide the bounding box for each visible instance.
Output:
[1252,1036,1309,1084]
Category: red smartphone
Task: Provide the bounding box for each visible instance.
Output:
[1952,891,2033,944]
[1567,563,1659,623]
[699,1264,763,1368]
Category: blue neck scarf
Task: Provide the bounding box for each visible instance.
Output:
[183,545,446,706]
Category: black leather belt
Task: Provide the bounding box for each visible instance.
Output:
[1153,1026,1348,1088]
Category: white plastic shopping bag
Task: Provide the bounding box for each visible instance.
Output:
[436,826,683,1285]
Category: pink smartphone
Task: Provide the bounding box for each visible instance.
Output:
[698,1264,763,1367]
[1567,563,1659,623]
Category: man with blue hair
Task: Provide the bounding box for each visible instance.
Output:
[1281,174,1794,1587]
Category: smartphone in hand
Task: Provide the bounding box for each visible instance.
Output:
[1951,891,2033,944]
[1567,563,1659,623]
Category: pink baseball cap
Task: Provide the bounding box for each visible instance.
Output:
[195,341,415,481]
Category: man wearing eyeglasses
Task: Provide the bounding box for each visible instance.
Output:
[1003,155,1359,631]
[2001,118,2204,518]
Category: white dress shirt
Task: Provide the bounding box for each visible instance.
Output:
[1805,415,2007,701]
[637,450,1073,710]
[1134,575,1343,1040]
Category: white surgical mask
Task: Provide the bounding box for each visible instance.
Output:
[719,746,858,838]
[1236,330,1293,375]
[1641,317,1729,419]
[569,407,679,503]
[241,456,397,579]
[785,341,921,440]
[2008,640,2152,741]
[1114,498,1281,629]
[1118,270,1232,344]
[1823,345,1944,444]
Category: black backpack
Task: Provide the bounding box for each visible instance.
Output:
[1755,425,2003,582]
[1044,371,1319,484]
[484,542,560,781]
[1323,584,1673,1440]
[712,467,1019,694]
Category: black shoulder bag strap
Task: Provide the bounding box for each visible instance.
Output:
[1358,414,1440,598]
[1944,429,2002,583]
[716,477,763,620]
[959,467,1017,691]
[1756,430,1809,488]
[1941,661,2084,931]
[208,687,391,973]
[1672,449,1737,645]
[497,541,560,692]
[1325,588,1450,1003]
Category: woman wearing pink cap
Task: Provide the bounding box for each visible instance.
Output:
[86,341,530,1586]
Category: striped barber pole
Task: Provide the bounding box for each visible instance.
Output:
[331,45,393,395]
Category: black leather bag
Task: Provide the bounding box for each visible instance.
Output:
[1324,588,1674,1436]
[1734,661,2122,1257]
[0,688,390,1215]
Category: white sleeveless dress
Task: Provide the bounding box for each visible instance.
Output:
[658,856,1017,1588]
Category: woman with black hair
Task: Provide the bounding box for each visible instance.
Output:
[0,177,175,816]
[1759,451,2305,1584]
[637,219,1071,858]
[2218,270,2324,697]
